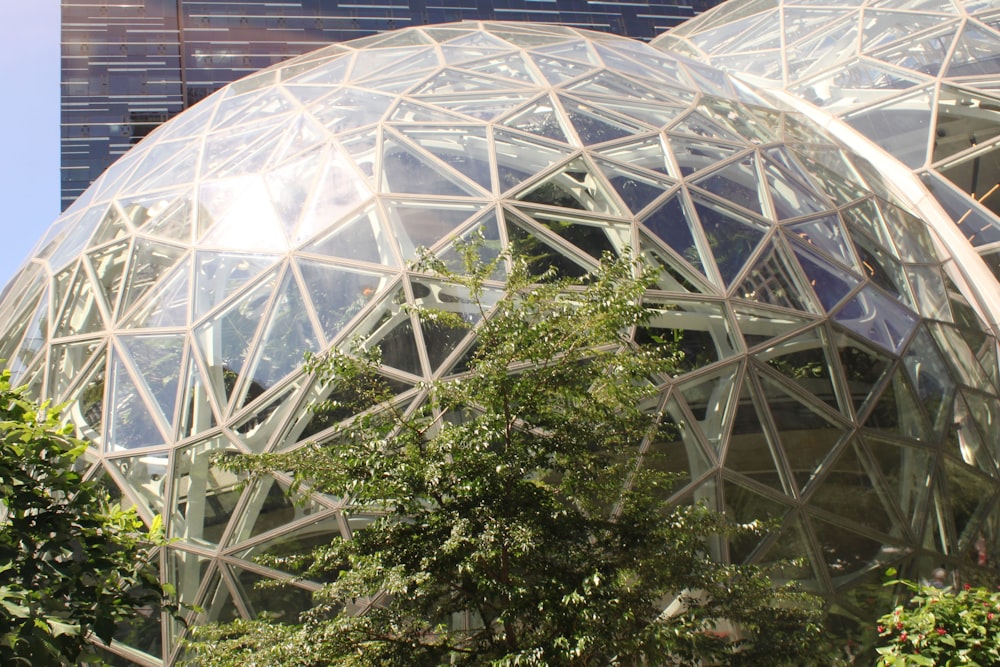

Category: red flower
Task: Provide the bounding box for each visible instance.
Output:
[936,627,946,635]
[989,612,995,621]
[899,632,908,642]
[965,583,972,590]
[896,622,904,630]
[877,625,885,633]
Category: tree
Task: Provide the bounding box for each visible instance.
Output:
[0,369,166,665]
[875,573,1000,666]
[190,245,827,666]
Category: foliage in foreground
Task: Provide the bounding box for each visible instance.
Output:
[0,369,165,665]
[189,246,826,666]
[876,574,1000,666]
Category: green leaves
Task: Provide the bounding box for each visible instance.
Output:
[875,575,1000,667]
[0,368,167,665]
[189,243,826,666]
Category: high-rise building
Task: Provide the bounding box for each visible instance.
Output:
[61,0,711,209]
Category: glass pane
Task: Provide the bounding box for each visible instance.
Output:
[171,437,242,547]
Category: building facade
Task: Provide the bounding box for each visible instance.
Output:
[61,0,713,209]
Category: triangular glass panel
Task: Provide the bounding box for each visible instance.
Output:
[757,327,841,413]
[516,207,626,261]
[931,322,990,389]
[299,204,389,267]
[171,437,242,547]
[349,46,438,82]
[54,266,106,338]
[282,53,351,86]
[594,157,674,214]
[118,239,186,321]
[233,383,302,454]
[499,97,569,143]
[640,299,740,376]
[692,194,768,286]
[307,88,393,135]
[670,109,745,144]
[806,511,895,583]
[833,329,894,418]
[735,239,817,313]
[666,134,742,178]
[124,257,191,329]
[198,175,288,252]
[230,566,315,621]
[193,251,281,319]
[675,364,740,454]
[638,235,713,294]
[504,212,590,280]
[692,153,764,217]
[645,395,714,481]
[900,326,955,440]
[167,549,213,612]
[48,340,102,403]
[878,201,938,263]
[862,434,933,536]
[586,99,686,131]
[864,364,930,442]
[413,68,526,95]
[841,197,893,252]
[639,194,707,275]
[436,209,505,280]
[389,99,469,124]
[178,354,219,440]
[790,146,871,207]
[949,390,999,476]
[754,366,847,494]
[380,134,482,197]
[932,86,1000,165]
[514,157,624,218]
[792,58,920,113]
[241,271,321,403]
[89,204,131,247]
[947,23,1000,77]
[794,245,860,312]
[786,19,861,82]
[393,125,493,192]
[761,154,830,221]
[353,288,423,377]
[843,88,935,168]
[528,52,594,86]
[118,334,185,429]
[296,258,393,346]
[920,172,1000,249]
[412,277,496,373]
[597,136,671,176]
[493,128,575,193]
[441,28,515,49]
[939,456,997,552]
[723,478,794,564]
[462,51,537,84]
[108,450,169,525]
[194,272,277,409]
[563,69,668,103]
[723,375,789,496]
[558,95,647,145]
[785,215,855,268]
[228,475,326,546]
[106,349,167,451]
[126,193,193,244]
[754,514,821,582]
[834,284,919,355]
[264,148,324,242]
[384,199,484,259]
[63,357,106,449]
[420,92,532,121]
[732,303,812,350]
[697,95,776,145]
[6,291,49,375]
[123,140,200,196]
[807,439,899,538]
[189,568,241,626]
[265,112,327,168]
[202,122,286,179]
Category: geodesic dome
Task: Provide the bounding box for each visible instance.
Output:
[3,19,1000,665]
[653,0,1000,277]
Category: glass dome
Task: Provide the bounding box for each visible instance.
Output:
[653,0,1000,276]
[2,19,1000,665]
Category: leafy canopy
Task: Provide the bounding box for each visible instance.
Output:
[190,244,825,666]
[875,572,1000,667]
[0,368,166,665]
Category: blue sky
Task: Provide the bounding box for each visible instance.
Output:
[1,1,60,287]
